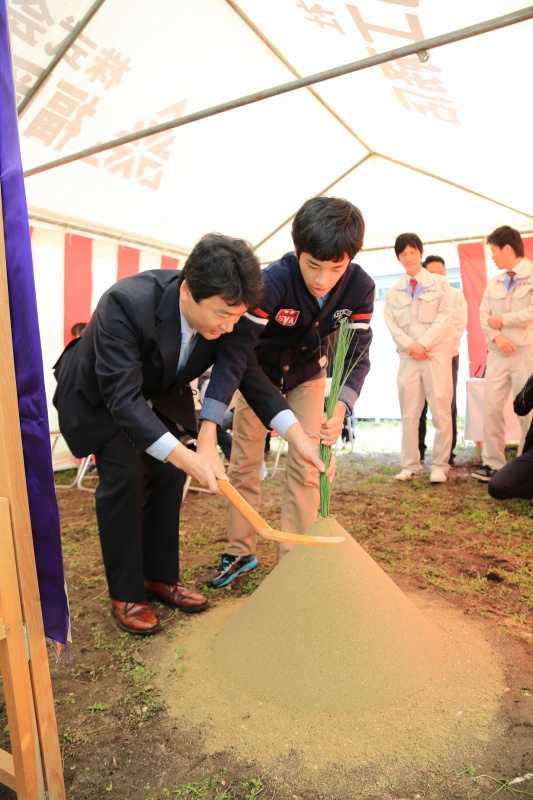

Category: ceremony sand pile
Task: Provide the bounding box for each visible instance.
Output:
[214,517,444,711]
[150,515,504,793]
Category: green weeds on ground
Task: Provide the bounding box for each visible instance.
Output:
[46,424,532,800]
[142,775,265,800]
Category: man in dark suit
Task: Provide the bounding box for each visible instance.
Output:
[54,233,326,634]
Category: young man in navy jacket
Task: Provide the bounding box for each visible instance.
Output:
[201,196,375,587]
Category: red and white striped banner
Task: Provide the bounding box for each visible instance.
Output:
[30,225,182,429]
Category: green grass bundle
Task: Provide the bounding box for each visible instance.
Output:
[319,320,366,517]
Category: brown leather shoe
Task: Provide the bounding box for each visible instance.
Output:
[144,580,208,614]
[110,599,161,635]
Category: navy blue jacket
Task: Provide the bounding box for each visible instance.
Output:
[202,253,374,424]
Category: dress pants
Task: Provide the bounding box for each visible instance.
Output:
[398,353,453,472]
[482,350,533,470]
[94,429,185,602]
[226,377,325,558]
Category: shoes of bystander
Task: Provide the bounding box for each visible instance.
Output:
[430,468,447,483]
[471,465,497,482]
[393,469,421,481]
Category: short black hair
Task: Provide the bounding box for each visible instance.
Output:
[291,196,365,261]
[180,233,263,308]
[486,226,524,258]
[422,255,445,269]
[394,232,423,257]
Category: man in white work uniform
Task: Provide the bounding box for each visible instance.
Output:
[472,226,533,481]
[418,255,468,467]
[384,232,453,483]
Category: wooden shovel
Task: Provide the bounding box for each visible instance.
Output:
[217,479,344,546]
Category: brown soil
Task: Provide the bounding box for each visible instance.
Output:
[0,429,532,800]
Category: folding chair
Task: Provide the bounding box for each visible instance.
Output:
[265,431,287,479]
[51,432,96,493]
[182,474,212,501]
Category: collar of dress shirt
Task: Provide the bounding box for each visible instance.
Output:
[498,257,525,282]
[405,269,424,288]
[180,307,196,346]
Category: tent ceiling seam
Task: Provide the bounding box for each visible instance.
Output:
[27,210,189,257]
[17,0,108,119]
[254,154,373,250]
[23,8,533,180]
[374,153,533,221]
[224,0,373,155]
[256,146,533,252]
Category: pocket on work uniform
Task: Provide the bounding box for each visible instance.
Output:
[391,296,412,327]
[512,283,533,310]
[417,294,439,324]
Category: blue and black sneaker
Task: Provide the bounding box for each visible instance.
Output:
[208,553,258,588]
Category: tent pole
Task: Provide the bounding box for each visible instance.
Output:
[257,148,533,251]
[255,155,373,250]
[24,7,533,178]
[17,0,108,118]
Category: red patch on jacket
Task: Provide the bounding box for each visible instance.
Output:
[275,309,300,326]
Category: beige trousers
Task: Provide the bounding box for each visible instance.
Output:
[397,353,453,472]
[482,349,533,470]
[226,377,326,558]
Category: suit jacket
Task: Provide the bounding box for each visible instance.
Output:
[53,269,286,458]
[53,270,206,456]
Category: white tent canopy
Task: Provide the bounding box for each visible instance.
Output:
[13,0,533,260]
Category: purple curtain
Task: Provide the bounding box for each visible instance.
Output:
[0,3,69,644]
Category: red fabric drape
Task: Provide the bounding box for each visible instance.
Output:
[458,242,487,378]
[523,236,533,261]
[161,254,180,270]
[64,233,92,346]
[117,244,140,280]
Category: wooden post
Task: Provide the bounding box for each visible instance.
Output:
[0,498,45,797]
[0,192,66,797]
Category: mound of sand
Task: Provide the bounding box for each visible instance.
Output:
[214,516,445,711]
[149,518,504,791]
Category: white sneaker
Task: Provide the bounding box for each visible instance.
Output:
[393,469,419,481]
[430,468,447,483]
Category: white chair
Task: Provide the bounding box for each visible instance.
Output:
[182,474,212,501]
[265,432,287,479]
[51,432,97,493]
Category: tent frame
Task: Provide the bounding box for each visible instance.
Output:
[23,6,533,184]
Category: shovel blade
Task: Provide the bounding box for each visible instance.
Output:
[258,528,345,546]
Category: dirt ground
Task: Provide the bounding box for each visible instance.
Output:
[0,423,532,800]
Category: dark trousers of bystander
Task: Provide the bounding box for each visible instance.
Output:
[488,448,533,500]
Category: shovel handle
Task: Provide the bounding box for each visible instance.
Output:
[217,478,272,533]
[217,479,344,546]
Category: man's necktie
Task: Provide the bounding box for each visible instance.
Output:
[507,270,517,290]
[178,330,197,371]
[410,278,418,297]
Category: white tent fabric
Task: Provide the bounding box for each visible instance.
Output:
[12,0,533,259]
[9,0,533,438]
